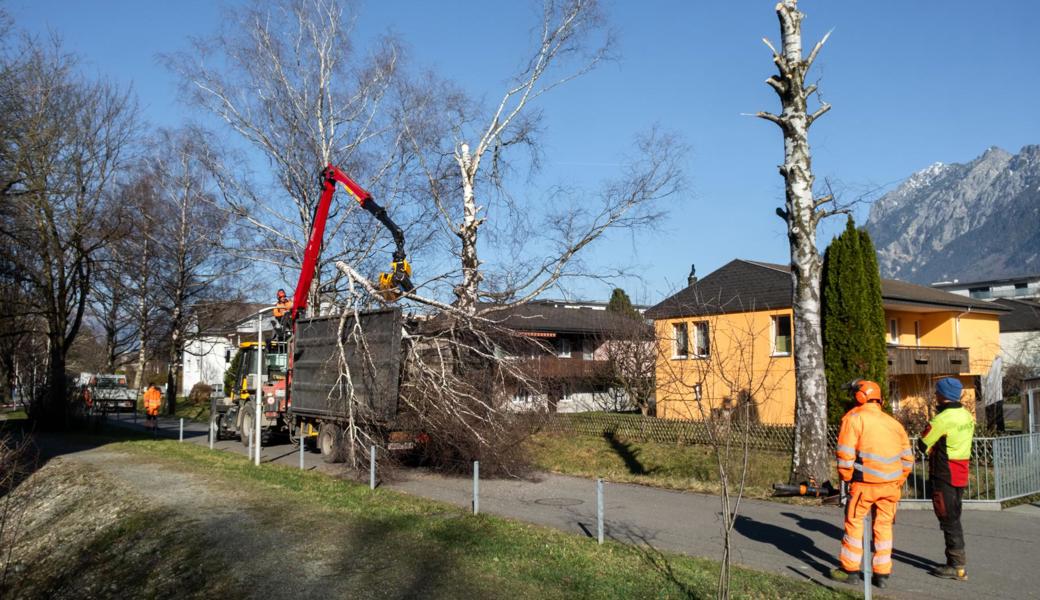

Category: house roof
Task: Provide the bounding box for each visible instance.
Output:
[478,301,647,336]
[993,298,1040,333]
[645,259,1009,320]
[193,301,268,335]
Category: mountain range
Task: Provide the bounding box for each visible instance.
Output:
[865,145,1040,285]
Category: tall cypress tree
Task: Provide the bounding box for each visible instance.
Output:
[606,288,640,320]
[822,217,888,424]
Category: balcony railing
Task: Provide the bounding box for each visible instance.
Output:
[513,356,611,381]
[886,345,969,376]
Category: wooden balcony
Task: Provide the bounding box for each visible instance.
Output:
[513,356,611,381]
[886,345,969,376]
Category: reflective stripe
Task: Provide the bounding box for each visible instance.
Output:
[842,534,862,549]
[837,444,856,455]
[857,450,904,464]
[840,547,861,563]
[853,463,904,481]
[875,540,893,551]
[872,554,892,566]
[901,460,914,468]
[901,449,914,457]
[838,459,855,468]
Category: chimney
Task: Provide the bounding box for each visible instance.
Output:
[687,264,697,287]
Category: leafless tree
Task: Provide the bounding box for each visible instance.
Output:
[655,306,788,599]
[167,0,411,310]
[0,37,137,424]
[149,128,240,415]
[598,315,656,415]
[399,0,684,315]
[756,0,838,483]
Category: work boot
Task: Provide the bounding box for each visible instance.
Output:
[873,574,889,589]
[932,565,968,581]
[828,569,862,585]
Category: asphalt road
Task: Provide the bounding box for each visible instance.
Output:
[105,411,1040,600]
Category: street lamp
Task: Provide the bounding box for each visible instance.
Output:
[254,306,276,466]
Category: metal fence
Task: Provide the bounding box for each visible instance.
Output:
[902,433,1040,503]
[535,412,840,453]
[540,413,1040,505]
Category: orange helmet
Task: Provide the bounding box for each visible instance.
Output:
[849,379,882,405]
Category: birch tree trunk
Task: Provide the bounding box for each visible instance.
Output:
[758,0,834,484]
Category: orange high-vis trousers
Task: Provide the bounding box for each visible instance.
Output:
[839,481,901,575]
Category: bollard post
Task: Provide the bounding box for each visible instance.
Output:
[473,461,480,515]
[370,445,376,489]
[300,435,305,470]
[179,418,184,442]
[248,427,253,460]
[209,419,215,450]
[863,513,872,600]
[597,478,604,545]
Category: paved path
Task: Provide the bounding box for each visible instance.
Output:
[105,411,1040,599]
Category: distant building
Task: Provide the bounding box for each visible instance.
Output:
[181,302,266,395]
[993,298,1040,370]
[647,260,1007,424]
[932,274,1040,301]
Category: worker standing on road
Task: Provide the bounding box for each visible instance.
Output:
[829,379,913,589]
[919,377,974,581]
[272,288,292,337]
[143,384,162,431]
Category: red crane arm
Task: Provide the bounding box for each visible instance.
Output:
[290,164,411,321]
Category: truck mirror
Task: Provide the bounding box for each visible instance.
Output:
[225,349,231,363]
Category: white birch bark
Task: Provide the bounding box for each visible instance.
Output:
[758,0,833,483]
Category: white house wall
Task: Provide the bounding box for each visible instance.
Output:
[182,335,231,395]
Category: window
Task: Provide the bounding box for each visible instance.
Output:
[693,384,703,401]
[914,321,921,347]
[693,322,710,358]
[556,337,571,358]
[673,323,689,359]
[582,338,595,360]
[888,379,900,412]
[772,315,792,356]
[888,318,900,345]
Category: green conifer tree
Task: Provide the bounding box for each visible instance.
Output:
[606,288,640,320]
[822,217,889,424]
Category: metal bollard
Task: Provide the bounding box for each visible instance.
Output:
[473,461,480,515]
[300,435,305,470]
[248,428,253,460]
[369,445,376,489]
[179,418,184,442]
[863,513,872,600]
[597,478,604,544]
[209,419,215,450]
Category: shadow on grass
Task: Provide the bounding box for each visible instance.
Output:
[603,432,654,476]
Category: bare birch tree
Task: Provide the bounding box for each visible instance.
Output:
[150,128,239,415]
[400,0,684,316]
[757,0,840,483]
[168,0,409,309]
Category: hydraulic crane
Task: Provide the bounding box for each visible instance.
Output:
[213,165,413,448]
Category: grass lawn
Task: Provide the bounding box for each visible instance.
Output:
[528,432,818,501]
[172,398,211,423]
[112,437,854,599]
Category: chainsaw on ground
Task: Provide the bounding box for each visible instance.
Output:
[771,478,848,507]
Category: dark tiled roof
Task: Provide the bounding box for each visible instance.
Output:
[993,298,1040,332]
[194,301,268,335]
[646,259,1009,320]
[478,301,647,336]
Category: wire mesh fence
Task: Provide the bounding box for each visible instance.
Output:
[902,433,1040,503]
[532,412,840,453]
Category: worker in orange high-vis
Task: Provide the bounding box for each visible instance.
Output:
[829,380,913,590]
[143,384,162,430]
[272,288,292,337]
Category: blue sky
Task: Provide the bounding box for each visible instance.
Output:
[12,1,1039,304]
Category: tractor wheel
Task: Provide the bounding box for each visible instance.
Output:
[318,422,346,463]
[240,402,254,447]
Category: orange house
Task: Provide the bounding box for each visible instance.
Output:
[646,260,1007,425]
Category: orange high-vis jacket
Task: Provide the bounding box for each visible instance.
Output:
[144,387,162,413]
[836,402,913,484]
[273,298,291,318]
